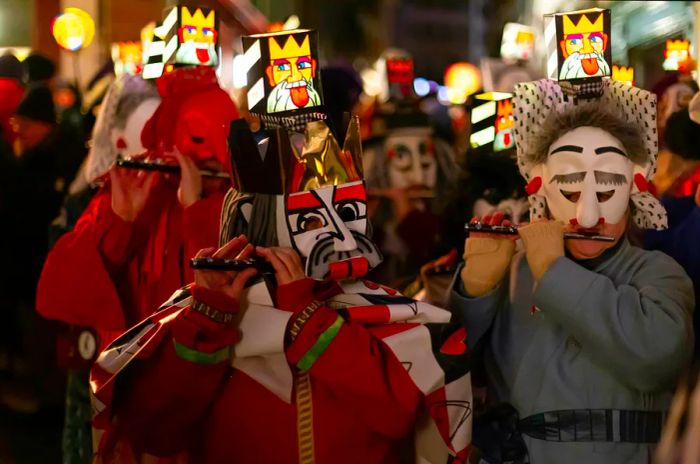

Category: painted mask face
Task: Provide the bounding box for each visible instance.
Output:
[176,7,218,66]
[385,129,437,190]
[540,126,633,228]
[558,12,610,79]
[265,34,321,112]
[277,180,382,280]
[111,98,159,156]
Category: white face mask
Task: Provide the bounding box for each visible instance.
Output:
[539,126,633,228]
[276,180,382,279]
[384,129,437,190]
[110,98,160,156]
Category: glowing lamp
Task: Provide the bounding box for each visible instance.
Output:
[663,39,691,72]
[611,65,634,86]
[470,92,515,152]
[52,8,95,52]
[543,8,612,83]
[444,62,481,104]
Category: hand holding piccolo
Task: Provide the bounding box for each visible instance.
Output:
[190,256,275,273]
[464,222,615,242]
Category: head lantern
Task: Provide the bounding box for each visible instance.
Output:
[544,8,611,90]
[228,116,383,280]
[470,92,515,153]
[112,42,143,76]
[242,29,324,117]
[164,5,218,67]
[500,23,535,61]
[663,39,692,72]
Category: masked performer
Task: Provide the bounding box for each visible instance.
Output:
[37,65,237,362]
[449,77,694,463]
[90,116,472,464]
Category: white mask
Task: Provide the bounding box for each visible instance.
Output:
[384,129,437,190]
[537,126,633,228]
[275,180,382,279]
[110,98,160,156]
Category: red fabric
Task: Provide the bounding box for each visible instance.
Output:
[98,287,422,464]
[0,78,24,144]
[141,67,239,172]
[671,166,700,198]
[36,179,224,351]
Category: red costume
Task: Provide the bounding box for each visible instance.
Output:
[36,66,238,350]
[91,278,472,464]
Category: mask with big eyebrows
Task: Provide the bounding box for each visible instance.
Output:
[536,126,634,228]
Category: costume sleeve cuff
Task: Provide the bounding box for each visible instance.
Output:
[276,278,316,313]
[286,307,341,367]
[190,284,240,314]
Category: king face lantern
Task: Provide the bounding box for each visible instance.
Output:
[161,5,219,67]
[470,92,515,153]
[242,29,324,115]
[545,8,612,81]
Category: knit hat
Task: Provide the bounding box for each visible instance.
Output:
[0,54,22,81]
[16,85,56,124]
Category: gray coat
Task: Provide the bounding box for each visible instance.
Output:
[449,239,694,464]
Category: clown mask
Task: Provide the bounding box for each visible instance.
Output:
[276,180,382,280]
[384,128,437,190]
[536,126,634,229]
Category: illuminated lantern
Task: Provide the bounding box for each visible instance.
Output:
[663,39,691,72]
[160,5,219,67]
[385,52,414,100]
[444,62,480,104]
[544,8,611,83]
[52,7,95,52]
[501,23,535,61]
[470,91,514,152]
[611,65,634,86]
[112,42,143,76]
[241,29,323,116]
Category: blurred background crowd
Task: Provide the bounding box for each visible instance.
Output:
[0,0,699,462]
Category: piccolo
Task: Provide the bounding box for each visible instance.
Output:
[464,223,616,242]
[116,156,230,179]
[189,257,275,273]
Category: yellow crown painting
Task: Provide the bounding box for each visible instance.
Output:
[497,98,513,117]
[269,34,311,59]
[563,12,604,35]
[666,39,690,52]
[611,65,634,85]
[181,6,215,28]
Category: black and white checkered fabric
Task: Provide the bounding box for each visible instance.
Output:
[256,111,327,133]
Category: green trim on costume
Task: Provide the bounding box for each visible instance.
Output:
[297,316,344,372]
[173,340,231,365]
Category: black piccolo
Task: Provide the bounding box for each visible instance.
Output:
[464,223,616,242]
[189,257,275,273]
[116,156,230,179]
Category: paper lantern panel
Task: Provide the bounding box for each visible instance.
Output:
[161,5,219,67]
[242,29,324,115]
[470,92,514,153]
[500,23,535,61]
[544,8,611,82]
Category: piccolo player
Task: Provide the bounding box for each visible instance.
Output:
[89,116,473,463]
[450,77,694,463]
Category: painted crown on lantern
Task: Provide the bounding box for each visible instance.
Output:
[666,39,690,52]
[497,99,513,117]
[562,11,604,35]
[611,65,634,83]
[269,33,311,60]
[181,7,215,28]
